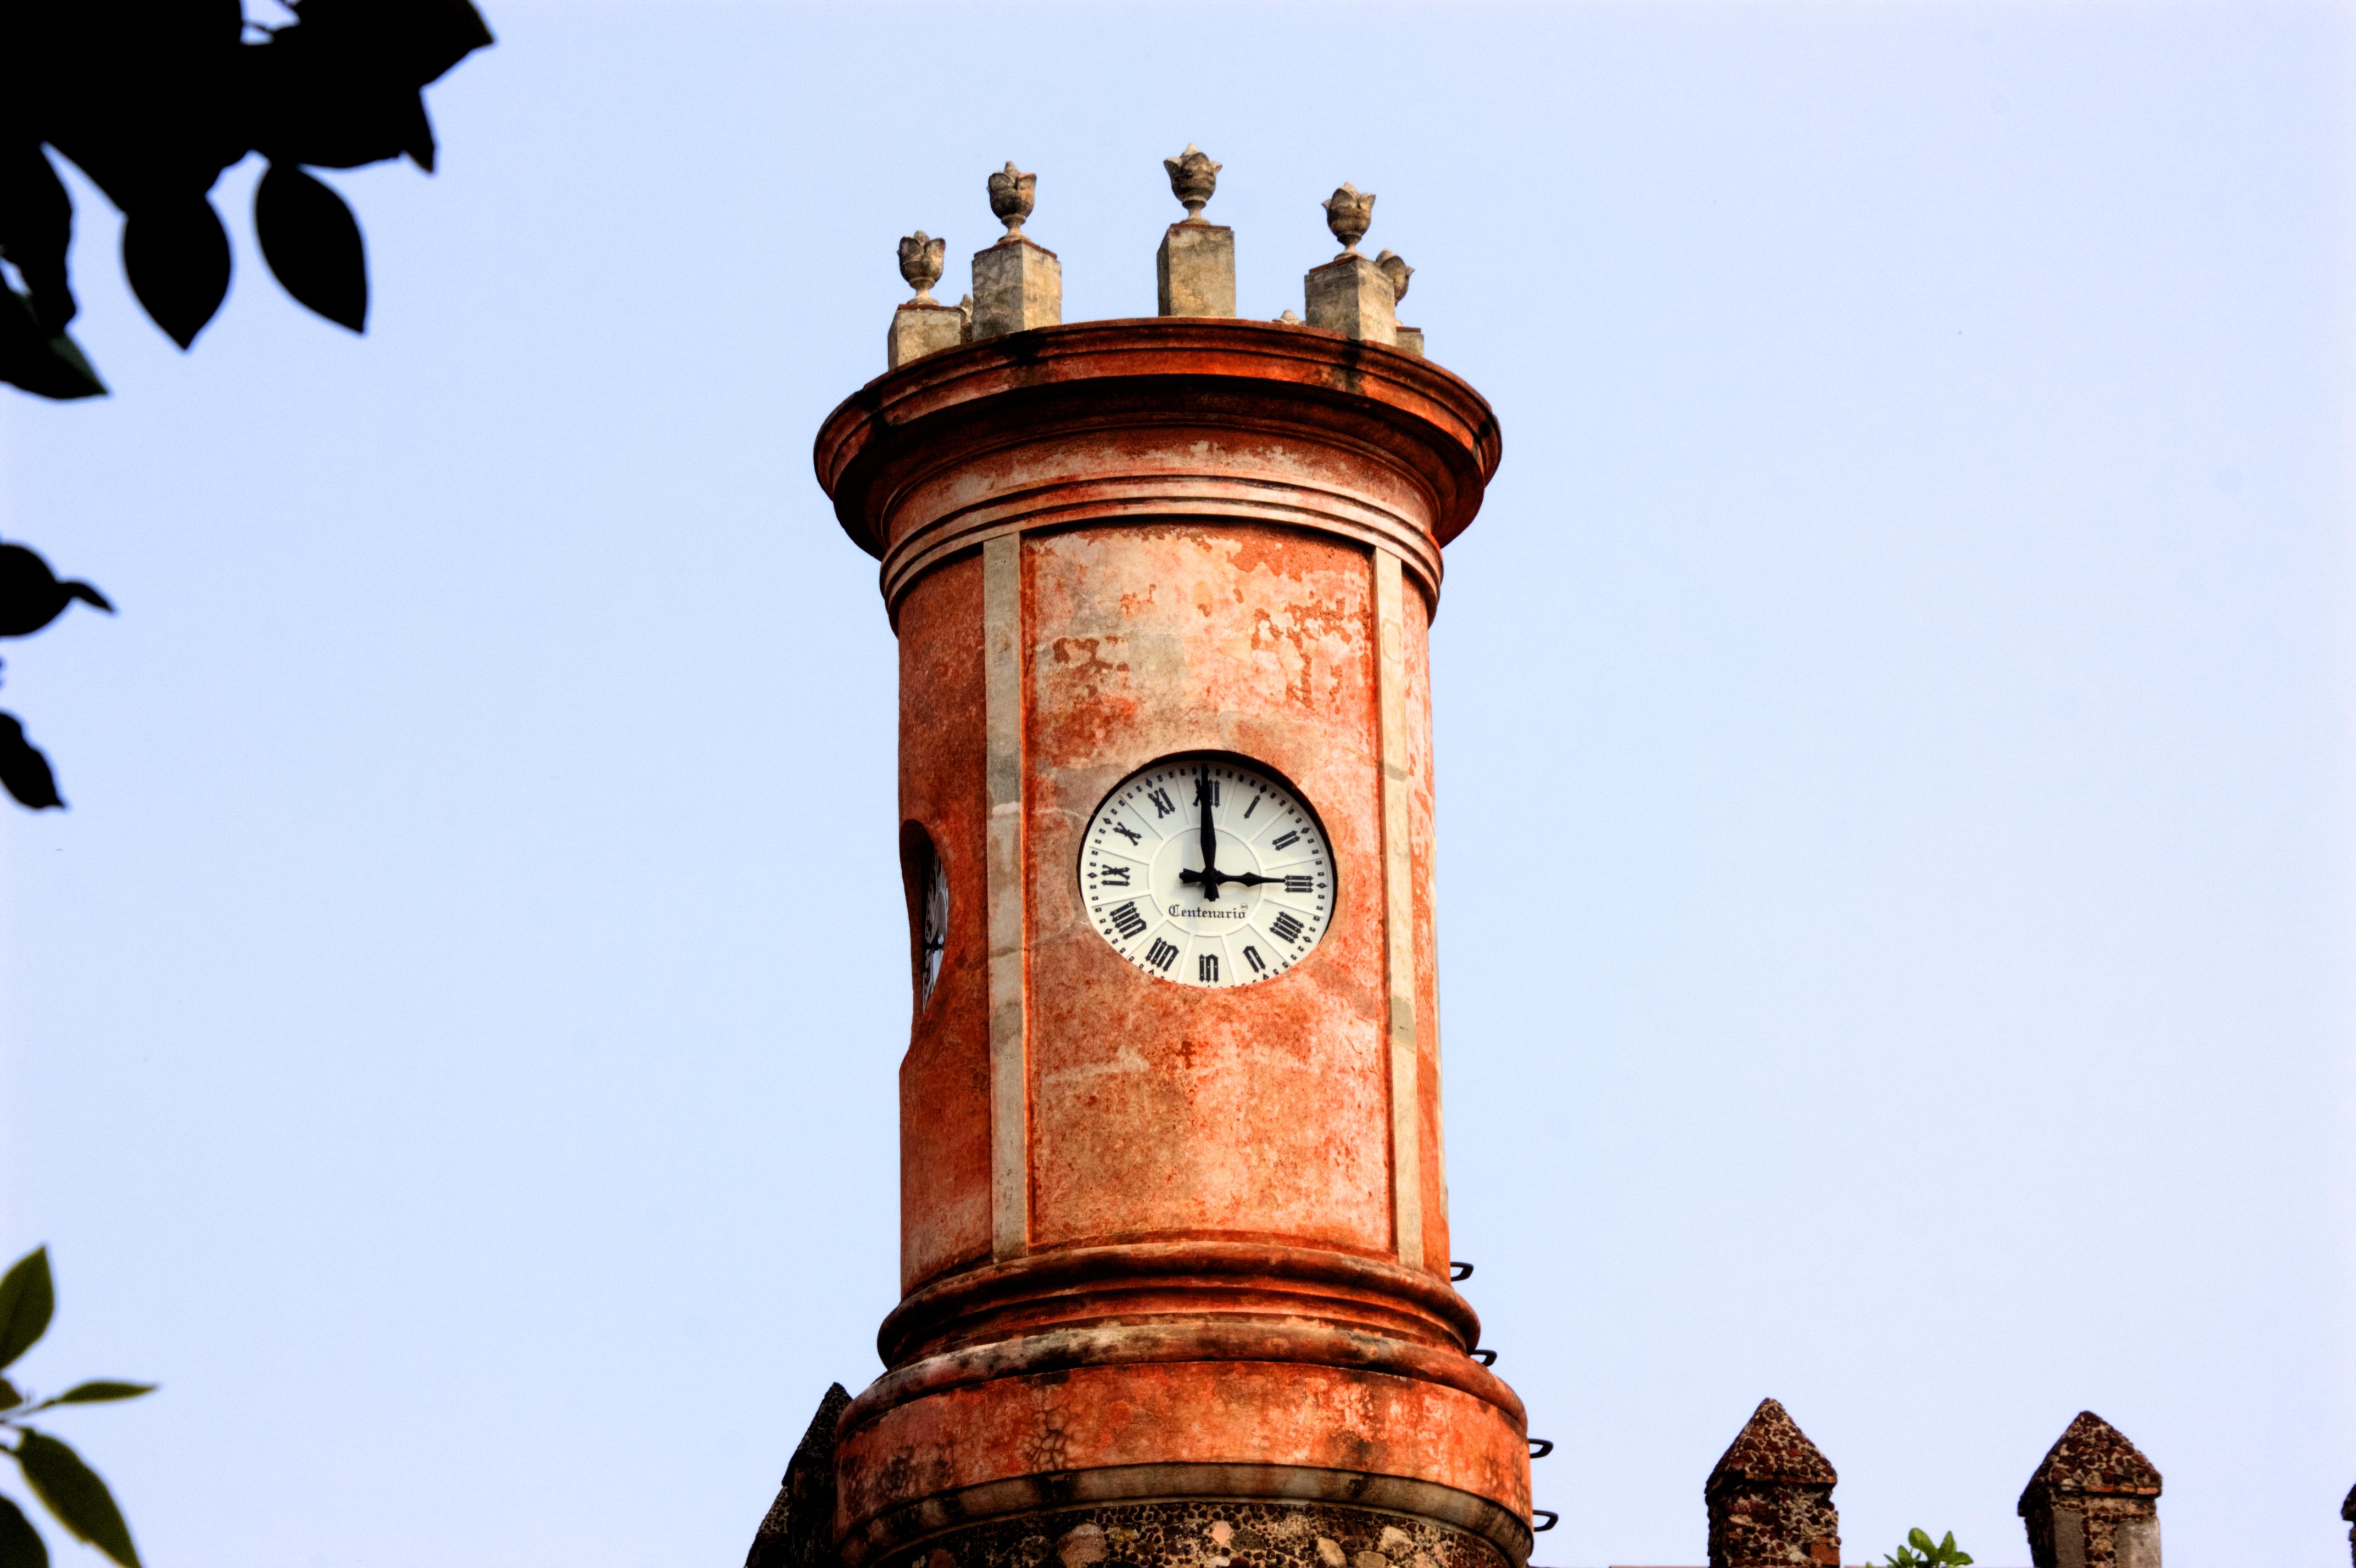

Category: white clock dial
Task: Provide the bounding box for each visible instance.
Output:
[1079,756,1336,988]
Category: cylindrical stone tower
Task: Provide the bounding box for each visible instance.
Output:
[813,181,1516,1568]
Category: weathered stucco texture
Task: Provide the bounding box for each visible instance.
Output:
[1024,523,1390,1255]
[898,555,994,1292]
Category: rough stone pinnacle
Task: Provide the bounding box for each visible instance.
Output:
[1321,182,1375,254]
[1375,249,1413,304]
[988,163,1036,239]
[897,232,946,303]
[1164,144,1220,221]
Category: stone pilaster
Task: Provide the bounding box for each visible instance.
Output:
[1158,222,1235,317]
[1704,1398,1840,1568]
[2017,1412,2163,1568]
[971,236,1060,338]
[1304,253,1396,345]
[889,301,966,369]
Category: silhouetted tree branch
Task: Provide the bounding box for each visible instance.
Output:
[0,0,494,807]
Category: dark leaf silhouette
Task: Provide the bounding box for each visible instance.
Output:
[0,1379,19,1412]
[0,0,488,385]
[0,1250,54,1370]
[122,197,232,349]
[16,1432,137,1568]
[0,292,104,400]
[0,1496,48,1568]
[0,142,76,332]
[0,0,490,805]
[0,716,64,810]
[42,1384,155,1408]
[0,541,113,637]
[255,165,366,331]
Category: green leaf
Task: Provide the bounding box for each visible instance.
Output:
[15,1432,136,1568]
[0,1252,53,1371]
[0,1380,19,1412]
[39,1385,153,1409]
[1910,1530,1935,1552]
[0,1496,48,1568]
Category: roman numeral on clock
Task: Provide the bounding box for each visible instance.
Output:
[1198,953,1219,983]
[1270,830,1300,850]
[1147,787,1176,817]
[1269,912,1305,944]
[1111,821,1143,845]
[1108,901,1148,939]
[1098,865,1131,886]
[1242,945,1266,974]
[1146,938,1180,971]
[1284,875,1313,893]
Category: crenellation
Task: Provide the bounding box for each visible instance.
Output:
[2017,1413,2164,1568]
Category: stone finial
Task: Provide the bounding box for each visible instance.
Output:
[1165,143,1221,221]
[744,1383,852,1568]
[1321,182,1376,254]
[1156,144,1234,318]
[2017,1412,2163,1568]
[1374,249,1413,304]
[1704,1398,1840,1568]
[988,162,1036,239]
[898,231,946,303]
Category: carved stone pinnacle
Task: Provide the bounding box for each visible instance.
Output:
[1164,143,1221,222]
[1321,182,1375,254]
[988,163,1036,239]
[1375,249,1413,304]
[897,231,946,303]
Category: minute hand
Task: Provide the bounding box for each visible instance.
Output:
[1180,867,1273,889]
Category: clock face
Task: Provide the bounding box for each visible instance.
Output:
[1079,755,1335,988]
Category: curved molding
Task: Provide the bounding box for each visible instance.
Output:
[878,1240,1483,1368]
[838,1465,1534,1568]
[813,320,1503,615]
[845,1318,1528,1442]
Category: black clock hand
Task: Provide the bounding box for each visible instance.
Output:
[1180,867,1271,888]
[1197,761,1220,901]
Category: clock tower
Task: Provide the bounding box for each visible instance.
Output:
[805,153,1521,1568]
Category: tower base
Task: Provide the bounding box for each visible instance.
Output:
[885,1497,1512,1568]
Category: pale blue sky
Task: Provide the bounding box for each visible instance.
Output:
[1,4,2349,1566]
